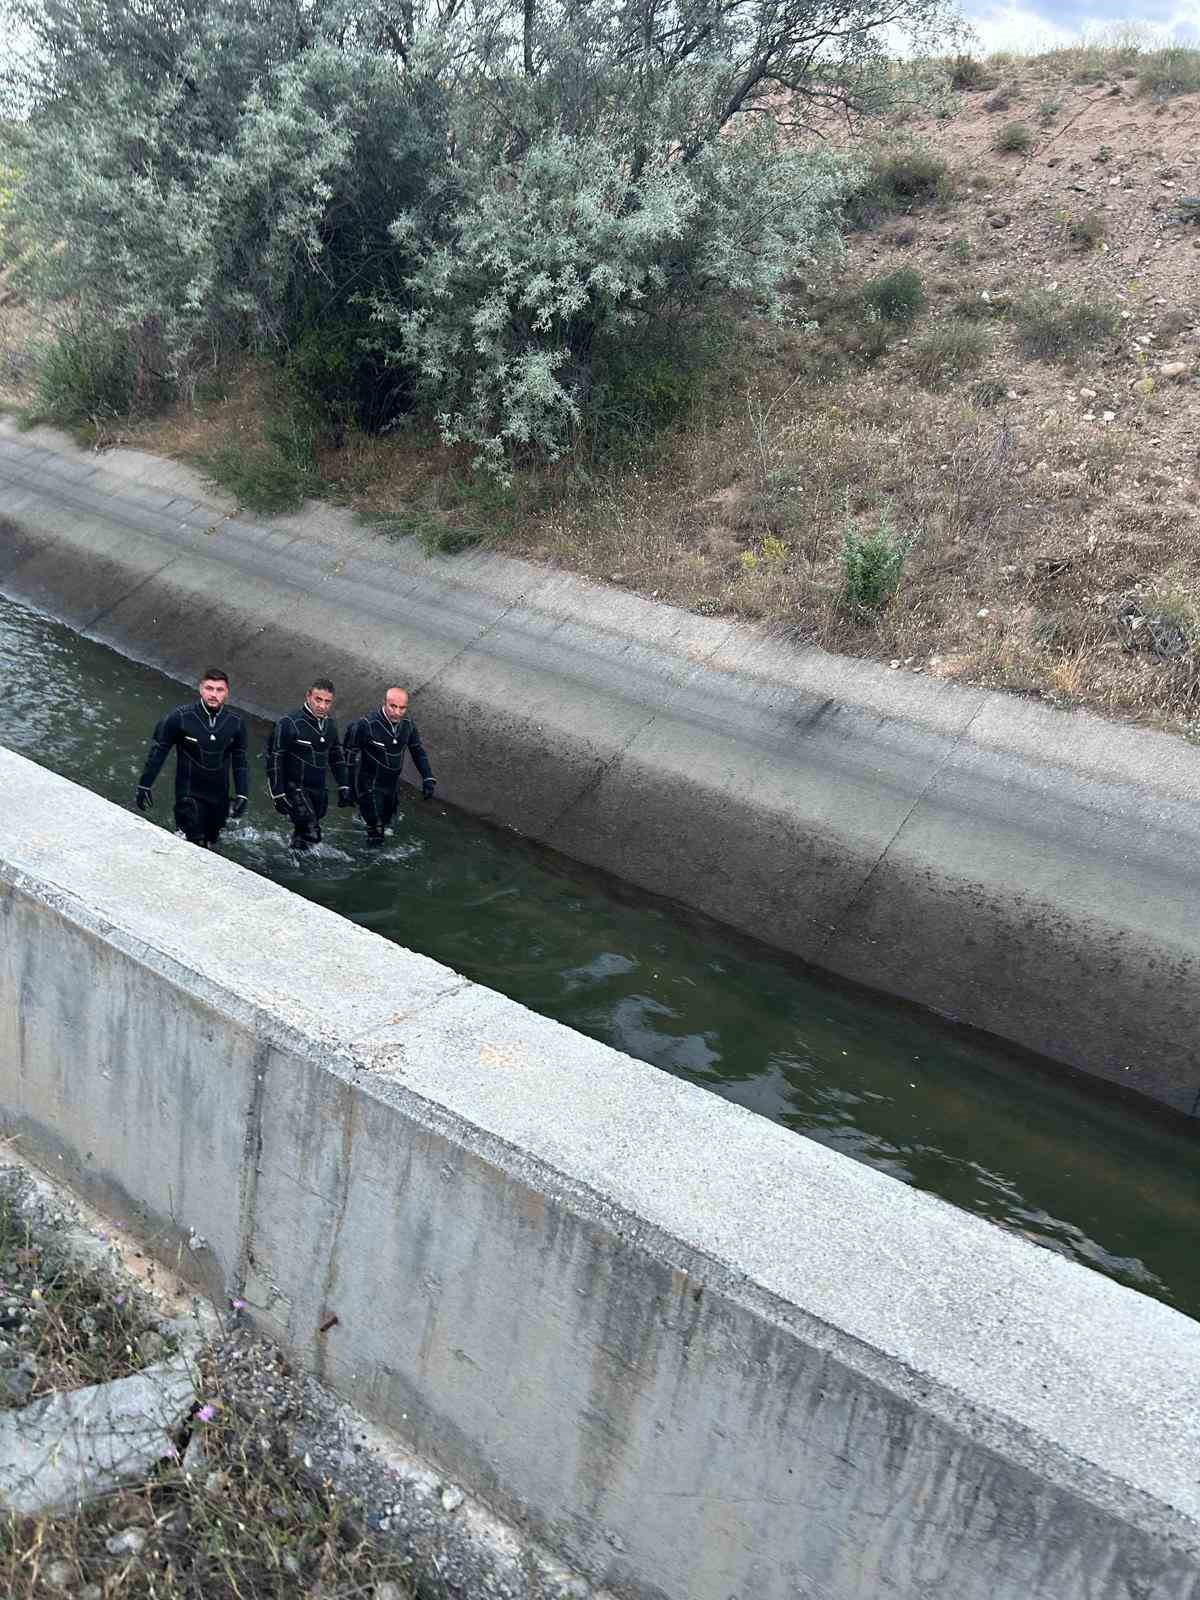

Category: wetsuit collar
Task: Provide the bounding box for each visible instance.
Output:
[302,699,327,728]
[197,700,223,726]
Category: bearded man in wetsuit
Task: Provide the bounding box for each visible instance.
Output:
[135,667,249,847]
[344,686,436,846]
[265,678,353,851]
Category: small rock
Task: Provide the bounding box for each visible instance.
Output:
[987,211,1011,229]
[977,608,990,619]
[440,1484,465,1512]
[181,1431,209,1476]
[889,660,901,669]
[1079,387,1097,400]
[1102,410,1116,422]
[137,1330,165,1364]
[1159,361,1189,379]
[44,1558,73,1590]
[105,1527,147,1556]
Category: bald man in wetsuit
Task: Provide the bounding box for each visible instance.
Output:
[135,666,249,847]
[344,685,436,846]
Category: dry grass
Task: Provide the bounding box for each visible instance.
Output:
[0,1365,416,1599]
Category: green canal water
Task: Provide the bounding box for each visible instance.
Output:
[1,592,1196,1318]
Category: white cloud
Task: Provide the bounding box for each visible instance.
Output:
[963,4,1200,53]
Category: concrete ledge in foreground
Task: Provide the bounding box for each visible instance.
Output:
[1,420,1198,1114]
[0,749,1198,1600]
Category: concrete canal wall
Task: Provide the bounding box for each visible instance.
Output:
[1,419,1200,1117]
[1,749,1198,1600]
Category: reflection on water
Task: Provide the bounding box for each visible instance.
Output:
[1,592,1197,1319]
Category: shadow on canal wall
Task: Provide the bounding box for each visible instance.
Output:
[1,749,1198,1600]
[1,419,1199,1121]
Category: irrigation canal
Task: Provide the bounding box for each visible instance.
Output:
[1,591,1196,1320]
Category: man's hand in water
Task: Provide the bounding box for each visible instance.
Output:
[135,786,154,812]
[230,796,248,819]
[422,779,436,801]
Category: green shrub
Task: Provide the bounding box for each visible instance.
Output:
[862,267,926,325]
[841,509,913,611]
[1011,293,1121,362]
[194,440,323,514]
[1136,47,1200,99]
[909,321,990,386]
[1038,92,1065,124]
[842,144,949,229]
[994,120,1034,154]
[585,326,720,463]
[34,325,137,424]
[950,56,992,90]
[1061,210,1106,250]
[970,377,1010,408]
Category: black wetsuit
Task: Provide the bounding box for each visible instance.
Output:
[344,709,435,843]
[138,702,249,846]
[265,705,349,850]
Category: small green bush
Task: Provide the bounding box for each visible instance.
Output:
[1062,210,1107,250]
[841,510,914,611]
[195,440,323,514]
[909,321,990,386]
[862,267,926,325]
[842,145,949,229]
[1011,293,1121,362]
[970,377,1010,408]
[1137,47,1200,99]
[950,56,992,90]
[1038,92,1065,124]
[35,325,137,424]
[994,120,1034,154]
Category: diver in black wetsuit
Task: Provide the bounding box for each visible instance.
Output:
[344,686,436,846]
[135,666,249,847]
[265,678,352,851]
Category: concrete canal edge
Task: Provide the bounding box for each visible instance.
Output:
[1,419,1199,1115]
[2,748,1198,1600]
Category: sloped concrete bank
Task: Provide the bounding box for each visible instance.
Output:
[1,419,1199,1116]
[2,750,1199,1600]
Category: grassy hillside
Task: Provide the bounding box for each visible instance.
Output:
[2,41,1198,733]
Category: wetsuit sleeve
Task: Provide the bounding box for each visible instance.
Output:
[406,722,434,784]
[328,720,349,789]
[231,715,250,799]
[265,717,291,798]
[138,708,181,789]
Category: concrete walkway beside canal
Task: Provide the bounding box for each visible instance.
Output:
[1,416,1198,1113]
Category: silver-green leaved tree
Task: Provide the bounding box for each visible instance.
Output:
[2,0,962,458]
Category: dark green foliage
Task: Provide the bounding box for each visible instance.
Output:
[1136,48,1200,99]
[33,324,156,425]
[1011,293,1120,362]
[908,320,990,386]
[950,56,993,90]
[842,145,949,229]
[994,120,1034,154]
[841,511,913,610]
[194,435,323,514]
[584,322,724,463]
[862,267,926,325]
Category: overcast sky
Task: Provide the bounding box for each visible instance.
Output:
[962,0,1200,53]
